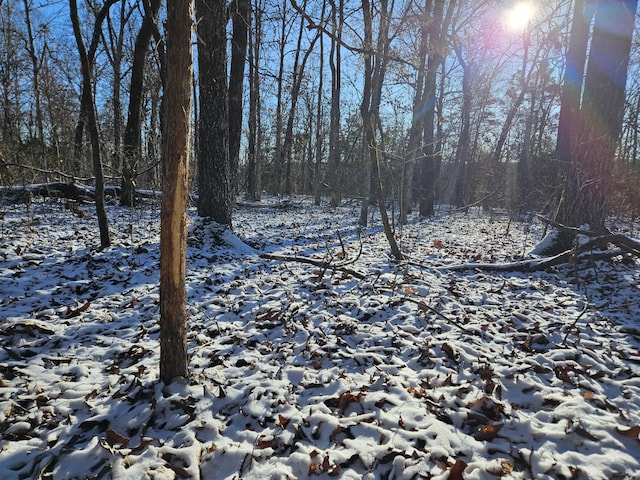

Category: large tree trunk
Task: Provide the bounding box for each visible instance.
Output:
[417,0,451,218]
[160,0,193,384]
[548,0,637,254]
[120,0,162,207]
[196,0,232,226]
[69,0,111,249]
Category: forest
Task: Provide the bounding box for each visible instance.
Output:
[1,0,640,479]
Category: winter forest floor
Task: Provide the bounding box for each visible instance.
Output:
[0,196,639,480]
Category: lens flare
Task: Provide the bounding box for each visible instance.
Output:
[506,2,535,32]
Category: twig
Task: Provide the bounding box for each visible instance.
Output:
[259,252,365,280]
[562,302,589,346]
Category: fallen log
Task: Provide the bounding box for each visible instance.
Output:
[435,233,639,273]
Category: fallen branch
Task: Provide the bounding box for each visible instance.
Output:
[435,233,639,273]
[259,252,365,280]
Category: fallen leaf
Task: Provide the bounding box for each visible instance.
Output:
[441,343,458,362]
[277,415,290,429]
[106,428,130,447]
[448,459,467,480]
[474,423,502,441]
[165,462,191,478]
[66,300,91,319]
[616,425,640,442]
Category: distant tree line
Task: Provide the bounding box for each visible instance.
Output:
[1,0,639,227]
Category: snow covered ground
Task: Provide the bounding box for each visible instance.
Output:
[0,197,639,480]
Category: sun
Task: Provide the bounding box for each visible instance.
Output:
[505,2,535,32]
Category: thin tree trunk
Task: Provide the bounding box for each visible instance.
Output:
[313,0,326,206]
[282,20,319,195]
[246,0,262,201]
[121,0,162,207]
[69,0,111,249]
[272,5,287,194]
[71,0,120,182]
[400,0,429,225]
[229,0,249,194]
[160,0,192,384]
[359,0,402,260]
[327,0,342,207]
[23,0,45,162]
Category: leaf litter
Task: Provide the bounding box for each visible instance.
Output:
[0,197,639,479]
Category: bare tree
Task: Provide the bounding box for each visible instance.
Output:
[160,0,193,384]
[229,0,249,192]
[196,0,232,225]
[246,0,263,201]
[546,0,637,253]
[359,0,402,260]
[69,0,113,249]
[120,0,162,207]
[327,0,342,207]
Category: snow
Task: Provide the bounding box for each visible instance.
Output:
[1,197,640,479]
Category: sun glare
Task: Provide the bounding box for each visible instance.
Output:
[505,2,535,32]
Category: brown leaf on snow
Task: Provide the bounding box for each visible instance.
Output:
[105,428,130,447]
[554,364,578,386]
[441,343,458,362]
[325,391,365,414]
[474,423,503,441]
[165,462,191,478]
[277,414,290,429]
[616,425,640,442]
[447,459,467,480]
[65,300,91,319]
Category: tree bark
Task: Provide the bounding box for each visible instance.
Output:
[160,0,192,384]
[196,0,232,226]
[359,0,402,260]
[69,0,111,249]
[313,0,326,206]
[327,0,343,207]
[246,0,262,201]
[550,0,637,253]
[120,0,162,207]
[229,0,249,194]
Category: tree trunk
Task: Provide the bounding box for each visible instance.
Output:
[69,0,111,249]
[313,0,326,206]
[418,0,452,218]
[196,0,232,226]
[229,0,249,193]
[550,0,637,253]
[272,5,287,194]
[71,0,120,182]
[23,0,45,162]
[401,0,430,225]
[359,0,402,260]
[447,42,472,208]
[246,0,262,201]
[160,0,193,384]
[120,0,162,207]
[327,0,343,207]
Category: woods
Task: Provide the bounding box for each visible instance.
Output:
[2,1,640,477]
[1,0,639,223]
